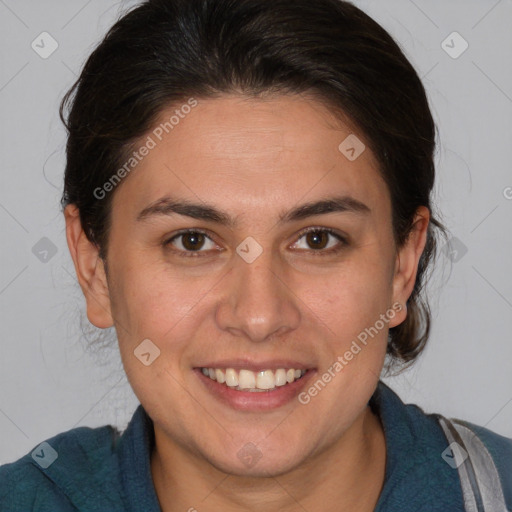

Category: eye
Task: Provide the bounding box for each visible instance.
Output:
[164,229,218,257]
[291,227,348,255]
[164,227,348,258]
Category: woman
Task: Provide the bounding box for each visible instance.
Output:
[1,0,510,510]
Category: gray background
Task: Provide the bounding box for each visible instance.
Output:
[1,0,511,464]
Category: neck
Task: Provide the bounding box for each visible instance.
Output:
[151,405,386,512]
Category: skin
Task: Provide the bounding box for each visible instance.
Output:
[65,93,429,512]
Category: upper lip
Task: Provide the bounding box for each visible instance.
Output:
[195,359,315,372]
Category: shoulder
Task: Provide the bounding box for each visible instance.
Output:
[373,381,512,512]
[0,422,123,511]
[458,419,512,462]
[441,417,512,510]
[373,382,467,510]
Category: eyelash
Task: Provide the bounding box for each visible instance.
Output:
[163,227,348,258]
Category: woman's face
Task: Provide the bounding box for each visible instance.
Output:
[68,94,428,476]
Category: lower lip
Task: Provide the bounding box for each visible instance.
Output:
[194,368,316,412]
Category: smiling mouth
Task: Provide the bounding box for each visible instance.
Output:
[199,367,308,392]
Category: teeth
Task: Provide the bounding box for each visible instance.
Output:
[225,368,238,387]
[215,369,225,384]
[256,370,275,390]
[200,367,307,391]
[275,369,287,387]
[238,369,256,389]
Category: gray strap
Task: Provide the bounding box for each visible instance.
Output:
[439,417,508,512]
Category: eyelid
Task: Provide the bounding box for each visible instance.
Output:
[294,225,347,241]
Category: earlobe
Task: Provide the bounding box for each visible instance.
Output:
[64,204,114,329]
[389,206,430,328]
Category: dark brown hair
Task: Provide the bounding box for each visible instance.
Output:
[60,0,448,368]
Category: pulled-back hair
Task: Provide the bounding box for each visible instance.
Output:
[60,0,448,368]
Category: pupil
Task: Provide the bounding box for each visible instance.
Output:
[183,232,205,251]
[307,231,327,249]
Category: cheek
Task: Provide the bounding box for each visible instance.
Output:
[109,261,207,410]
[304,259,393,338]
[108,255,220,365]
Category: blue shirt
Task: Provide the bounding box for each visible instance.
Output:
[1,381,510,511]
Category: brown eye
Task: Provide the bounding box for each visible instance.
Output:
[181,232,206,251]
[164,230,217,256]
[292,227,347,254]
[305,230,329,250]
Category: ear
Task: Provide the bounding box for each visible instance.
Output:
[64,204,114,329]
[388,206,430,328]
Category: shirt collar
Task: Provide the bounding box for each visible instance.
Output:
[117,404,162,511]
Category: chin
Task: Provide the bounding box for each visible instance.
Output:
[209,450,306,479]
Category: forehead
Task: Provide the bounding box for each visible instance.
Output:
[112,94,390,223]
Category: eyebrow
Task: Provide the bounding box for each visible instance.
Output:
[136,194,371,227]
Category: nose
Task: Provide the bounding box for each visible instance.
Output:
[215,252,301,343]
